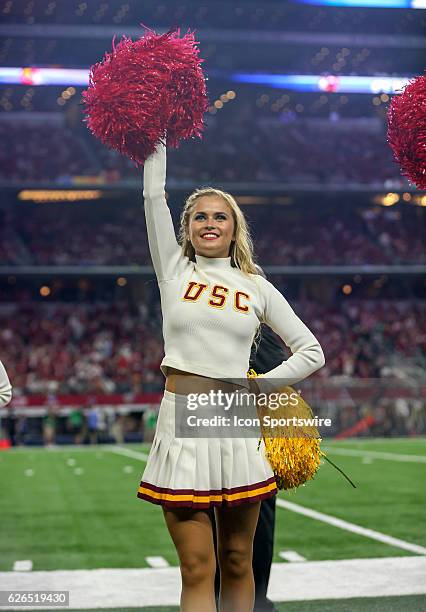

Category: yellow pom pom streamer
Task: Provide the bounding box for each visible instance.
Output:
[247,369,356,491]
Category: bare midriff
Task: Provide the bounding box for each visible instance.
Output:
[165,367,247,395]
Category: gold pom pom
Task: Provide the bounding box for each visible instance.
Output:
[248,369,324,490]
[263,436,323,491]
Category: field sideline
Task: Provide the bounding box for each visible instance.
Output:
[1,437,425,610]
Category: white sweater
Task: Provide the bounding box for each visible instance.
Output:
[0,360,12,407]
[143,143,325,391]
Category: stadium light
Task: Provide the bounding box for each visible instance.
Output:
[0,67,413,94]
[231,73,411,94]
[292,1,426,8]
[18,190,103,203]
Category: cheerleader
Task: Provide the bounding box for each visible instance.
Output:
[137,141,325,611]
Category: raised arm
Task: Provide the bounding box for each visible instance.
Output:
[0,360,12,408]
[143,142,188,282]
[255,277,325,392]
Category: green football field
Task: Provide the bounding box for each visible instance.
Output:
[1,437,425,611]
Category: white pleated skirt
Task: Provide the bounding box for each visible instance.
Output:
[137,389,277,508]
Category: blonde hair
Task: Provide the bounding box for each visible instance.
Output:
[178,187,258,276]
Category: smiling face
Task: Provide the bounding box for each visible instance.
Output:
[188,195,236,259]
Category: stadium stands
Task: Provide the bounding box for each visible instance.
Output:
[0,295,423,397]
[0,113,405,186]
[0,122,98,182]
[1,200,423,266]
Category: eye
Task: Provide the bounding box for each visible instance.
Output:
[216,213,227,220]
[194,213,205,221]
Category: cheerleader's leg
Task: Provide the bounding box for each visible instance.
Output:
[162,506,217,612]
[215,501,261,612]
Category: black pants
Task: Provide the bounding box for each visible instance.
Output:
[212,496,277,612]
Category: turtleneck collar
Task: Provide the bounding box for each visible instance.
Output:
[195,254,232,269]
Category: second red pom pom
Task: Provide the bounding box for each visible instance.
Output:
[387,73,426,190]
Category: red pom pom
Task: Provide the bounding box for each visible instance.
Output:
[387,74,426,189]
[82,27,208,166]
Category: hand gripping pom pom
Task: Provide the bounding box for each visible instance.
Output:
[82,26,209,166]
[387,73,426,190]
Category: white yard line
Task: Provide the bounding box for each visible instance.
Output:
[145,556,170,568]
[268,556,426,603]
[276,499,426,555]
[279,550,306,562]
[0,557,425,608]
[107,446,149,462]
[12,560,33,572]
[322,447,426,463]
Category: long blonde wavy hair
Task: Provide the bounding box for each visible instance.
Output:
[178,187,258,276]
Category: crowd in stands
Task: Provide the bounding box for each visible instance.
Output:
[0,206,151,266]
[263,205,424,266]
[168,115,399,187]
[0,112,405,187]
[0,301,164,396]
[248,205,425,266]
[0,295,424,397]
[1,200,423,267]
[360,206,425,266]
[307,298,425,382]
[0,123,98,183]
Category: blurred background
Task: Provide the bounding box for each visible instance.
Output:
[0,0,425,446]
[0,2,425,610]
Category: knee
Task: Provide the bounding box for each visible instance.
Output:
[219,548,252,581]
[180,553,216,587]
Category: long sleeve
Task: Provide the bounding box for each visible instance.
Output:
[143,142,188,282]
[256,277,325,392]
[0,360,12,408]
